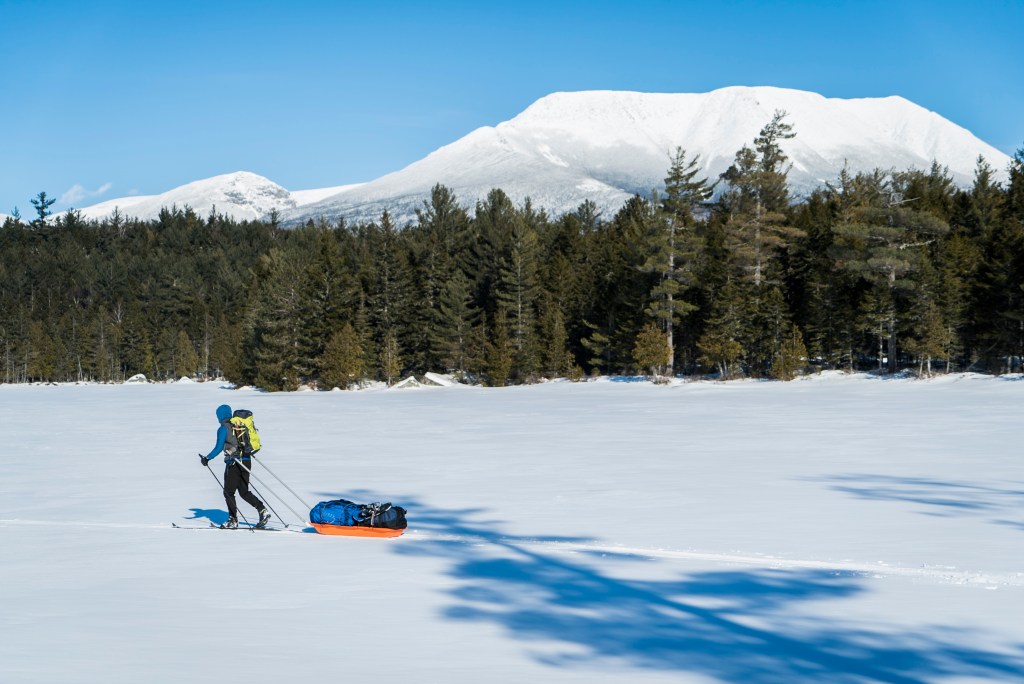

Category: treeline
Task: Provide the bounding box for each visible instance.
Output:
[3,113,1024,389]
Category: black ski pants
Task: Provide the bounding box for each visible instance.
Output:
[223,460,264,519]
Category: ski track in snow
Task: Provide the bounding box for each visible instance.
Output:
[4,518,1019,588]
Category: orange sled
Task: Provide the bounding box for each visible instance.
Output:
[310,522,405,538]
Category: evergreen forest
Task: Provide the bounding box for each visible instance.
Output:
[3,113,1024,390]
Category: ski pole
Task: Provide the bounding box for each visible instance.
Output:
[242,475,288,529]
[234,459,308,525]
[200,455,254,532]
[252,455,313,511]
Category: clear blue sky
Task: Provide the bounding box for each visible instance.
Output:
[1,0,1021,214]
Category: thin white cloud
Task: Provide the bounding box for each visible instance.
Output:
[60,182,113,206]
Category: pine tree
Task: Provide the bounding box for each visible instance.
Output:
[320,322,365,389]
[640,148,712,375]
[211,315,244,382]
[831,170,950,372]
[772,323,808,380]
[633,322,670,380]
[582,196,658,374]
[485,308,514,386]
[173,330,199,378]
[433,268,480,376]
[697,280,745,378]
[580,319,611,374]
[964,156,1004,236]
[744,285,793,376]
[904,297,953,375]
[416,184,471,260]
[30,192,56,229]
[495,214,541,378]
[411,184,472,371]
[26,320,56,381]
[1007,145,1024,221]
[379,331,402,385]
[299,228,357,372]
[246,248,307,391]
[537,293,569,378]
[87,314,115,382]
[718,112,803,288]
[469,189,519,316]
[697,328,743,379]
[366,211,413,378]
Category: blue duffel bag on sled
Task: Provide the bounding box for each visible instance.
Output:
[309,498,407,537]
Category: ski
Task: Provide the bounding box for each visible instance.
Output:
[171,522,307,533]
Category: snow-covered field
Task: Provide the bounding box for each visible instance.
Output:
[2,374,1023,683]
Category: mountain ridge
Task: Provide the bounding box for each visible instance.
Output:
[71,86,1013,225]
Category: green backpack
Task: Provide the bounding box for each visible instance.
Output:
[228,409,262,457]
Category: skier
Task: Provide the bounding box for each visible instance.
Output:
[201,404,271,529]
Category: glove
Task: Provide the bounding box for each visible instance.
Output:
[199,454,209,466]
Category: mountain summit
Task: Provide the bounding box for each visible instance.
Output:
[77,87,1012,225]
[77,171,296,222]
[284,86,1010,224]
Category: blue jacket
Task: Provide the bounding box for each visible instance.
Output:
[206,404,250,463]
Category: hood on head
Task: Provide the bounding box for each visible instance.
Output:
[216,404,233,422]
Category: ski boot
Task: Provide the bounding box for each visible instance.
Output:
[220,517,238,529]
[256,509,271,529]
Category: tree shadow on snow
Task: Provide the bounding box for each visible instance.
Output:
[356,494,1024,683]
[809,474,1024,526]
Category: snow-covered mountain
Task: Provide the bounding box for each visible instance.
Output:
[75,172,362,223]
[75,171,290,222]
[74,87,1013,226]
[284,86,1012,224]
